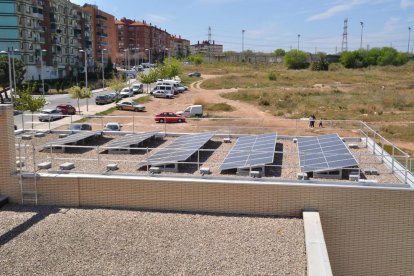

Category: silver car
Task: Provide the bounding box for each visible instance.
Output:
[38,109,63,122]
[116,101,145,112]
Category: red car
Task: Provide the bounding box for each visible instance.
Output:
[154,112,186,123]
[56,104,76,115]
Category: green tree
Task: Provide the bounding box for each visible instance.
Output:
[273,49,286,57]
[0,55,25,103]
[284,50,309,69]
[15,83,46,129]
[107,76,125,100]
[68,85,91,114]
[139,69,159,93]
[160,57,182,79]
[105,57,115,78]
[188,54,203,65]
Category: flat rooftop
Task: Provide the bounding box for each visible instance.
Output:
[16,132,404,185]
[0,205,306,275]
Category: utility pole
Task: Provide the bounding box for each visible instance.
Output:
[297,34,300,51]
[408,27,412,53]
[242,29,245,61]
[341,18,348,52]
[208,26,212,63]
[360,21,364,49]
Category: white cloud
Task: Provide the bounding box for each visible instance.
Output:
[401,0,414,9]
[306,0,367,22]
[147,14,174,24]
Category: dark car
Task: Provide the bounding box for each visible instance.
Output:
[68,123,92,131]
[56,104,76,115]
[188,71,201,77]
[154,112,186,123]
[95,95,112,105]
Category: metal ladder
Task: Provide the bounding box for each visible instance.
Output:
[18,141,38,205]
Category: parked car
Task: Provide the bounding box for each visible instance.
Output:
[68,123,92,131]
[116,101,145,112]
[188,71,201,77]
[56,104,76,115]
[38,109,64,122]
[176,105,203,118]
[152,84,177,95]
[103,122,122,131]
[152,89,174,99]
[107,92,121,102]
[120,87,134,98]
[154,112,186,123]
[131,83,144,94]
[95,95,113,105]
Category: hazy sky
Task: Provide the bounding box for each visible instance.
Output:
[72,0,414,53]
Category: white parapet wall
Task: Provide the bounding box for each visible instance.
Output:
[303,211,333,276]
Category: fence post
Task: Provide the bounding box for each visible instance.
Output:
[381,138,384,164]
[405,156,409,184]
[70,115,73,126]
[197,149,200,171]
[372,131,376,155]
[391,145,395,173]
[97,146,100,169]
[21,114,25,131]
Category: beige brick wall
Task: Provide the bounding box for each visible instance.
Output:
[1,105,414,276]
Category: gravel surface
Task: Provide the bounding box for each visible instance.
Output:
[14,133,404,183]
[0,205,306,276]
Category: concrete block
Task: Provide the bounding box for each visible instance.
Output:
[200,167,211,176]
[348,143,359,149]
[149,166,161,174]
[250,170,262,178]
[359,179,379,184]
[37,161,52,170]
[365,169,379,175]
[106,163,118,171]
[223,137,231,143]
[59,162,75,170]
[59,133,68,138]
[293,138,298,144]
[22,134,32,140]
[34,132,46,138]
[297,172,309,180]
[16,160,25,167]
[349,174,360,181]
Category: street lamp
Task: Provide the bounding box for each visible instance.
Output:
[145,48,151,64]
[360,22,364,49]
[124,49,129,70]
[101,48,107,91]
[408,27,412,53]
[40,49,47,96]
[79,49,88,112]
[297,34,301,51]
[0,50,13,104]
[12,48,18,96]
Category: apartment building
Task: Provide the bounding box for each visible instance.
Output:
[170,35,190,58]
[115,18,173,65]
[81,4,116,65]
[0,0,93,80]
[190,40,223,57]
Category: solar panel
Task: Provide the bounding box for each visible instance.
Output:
[297,134,358,173]
[43,131,100,149]
[138,132,215,167]
[105,132,155,149]
[219,133,277,171]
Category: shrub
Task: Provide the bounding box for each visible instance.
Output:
[284,50,310,70]
[328,63,344,71]
[267,72,277,81]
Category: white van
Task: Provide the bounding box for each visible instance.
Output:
[176,105,203,117]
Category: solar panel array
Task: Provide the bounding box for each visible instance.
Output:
[219,133,277,171]
[105,133,155,149]
[138,132,215,167]
[43,131,100,148]
[297,134,358,173]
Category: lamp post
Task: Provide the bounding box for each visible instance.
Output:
[360,22,364,49]
[101,48,107,91]
[145,48,151,64]
[0,50,13,104]
[133,48,139,66]
[297,34,300,51]
[40,49,47,96]
[408,27,412,53]
[12,48,18,96]
[79,49,88,111]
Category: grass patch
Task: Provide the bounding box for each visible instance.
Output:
[95,107,117,116]
[133,95,152,104]
[194,98,234,112]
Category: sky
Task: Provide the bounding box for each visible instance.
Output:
[72,0,414,54]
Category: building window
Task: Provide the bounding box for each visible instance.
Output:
[29,55,34,62]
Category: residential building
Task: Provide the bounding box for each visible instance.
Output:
[0,0,93,80]
[81,4,116,65]
[115,18,175,66]
[190,40,223,57]
[170,35,190,58]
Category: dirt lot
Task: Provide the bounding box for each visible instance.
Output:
[0,205,306,275]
